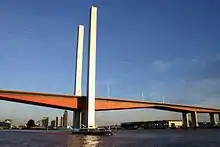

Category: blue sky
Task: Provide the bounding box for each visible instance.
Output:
[0,0,220,125]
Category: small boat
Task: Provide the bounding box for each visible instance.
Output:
[71,127,114,136]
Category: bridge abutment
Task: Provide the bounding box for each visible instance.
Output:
[182,112,189,128]
[191,111,198,128]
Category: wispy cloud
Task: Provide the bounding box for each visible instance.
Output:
[153,60,173,72]
[153,58,206,71]
[96,79,117,86]
[146,56,220,106]
[152,58,189,72]
[200,60,220,79]
[216,53,220,60]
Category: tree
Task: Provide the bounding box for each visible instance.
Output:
[26,119,35,128]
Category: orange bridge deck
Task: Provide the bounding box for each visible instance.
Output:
[0,89,220,113]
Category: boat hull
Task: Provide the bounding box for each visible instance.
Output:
[71,128,114,136]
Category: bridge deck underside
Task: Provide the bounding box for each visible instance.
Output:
[0,90,219,113]
[0,91,80,110]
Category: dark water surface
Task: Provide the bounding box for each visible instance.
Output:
[0,129,220,147]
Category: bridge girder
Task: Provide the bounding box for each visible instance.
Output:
[0,90,220,113]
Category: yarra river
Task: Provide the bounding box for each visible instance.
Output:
[0,129,220,147]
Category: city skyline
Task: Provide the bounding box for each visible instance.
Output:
[0,0,220,125]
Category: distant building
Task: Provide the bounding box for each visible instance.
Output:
[167,120,182,128]
[55,117,58,127]
[63,111,68,128]
[60,116,63,127]
[121,121,143,129]
[41,117,49,128]
[51,120,56,128]
[121,120,183,129]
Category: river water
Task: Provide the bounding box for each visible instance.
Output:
[0,129,220,147]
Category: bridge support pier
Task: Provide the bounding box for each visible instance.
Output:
[191,111,198,128]
[182,112,189,128]
[209,113,216,126]
[218,113,220,122]
[73,110,88,128]
[73,110,82,128]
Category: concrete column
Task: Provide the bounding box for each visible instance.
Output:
[191,111,198,128]
[62,114,65,126]
[73,25,85,128]
[74,25,84,96]
[73,110,88,128]
[87,6,98,128]
[73,111,82,128]
[182,112,189,128]
[209,113,215,126]
[73,102,87,128]
[60,116,63,127]
[81,110,88,128]
[55,117,58,127]
[218,113,220,122]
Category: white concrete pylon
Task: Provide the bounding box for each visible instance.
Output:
[73,25,84,128]
[74,25,84,96]
[87,6,98,128]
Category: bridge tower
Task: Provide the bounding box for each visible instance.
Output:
[86,6,98,128]
[73,6,98,129]
[73,24,85,128]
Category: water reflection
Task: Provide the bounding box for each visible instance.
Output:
[67,135,104,147]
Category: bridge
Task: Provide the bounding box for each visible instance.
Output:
[0,89,220,128]
[0,89,220,113]
[1,6,220,129]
